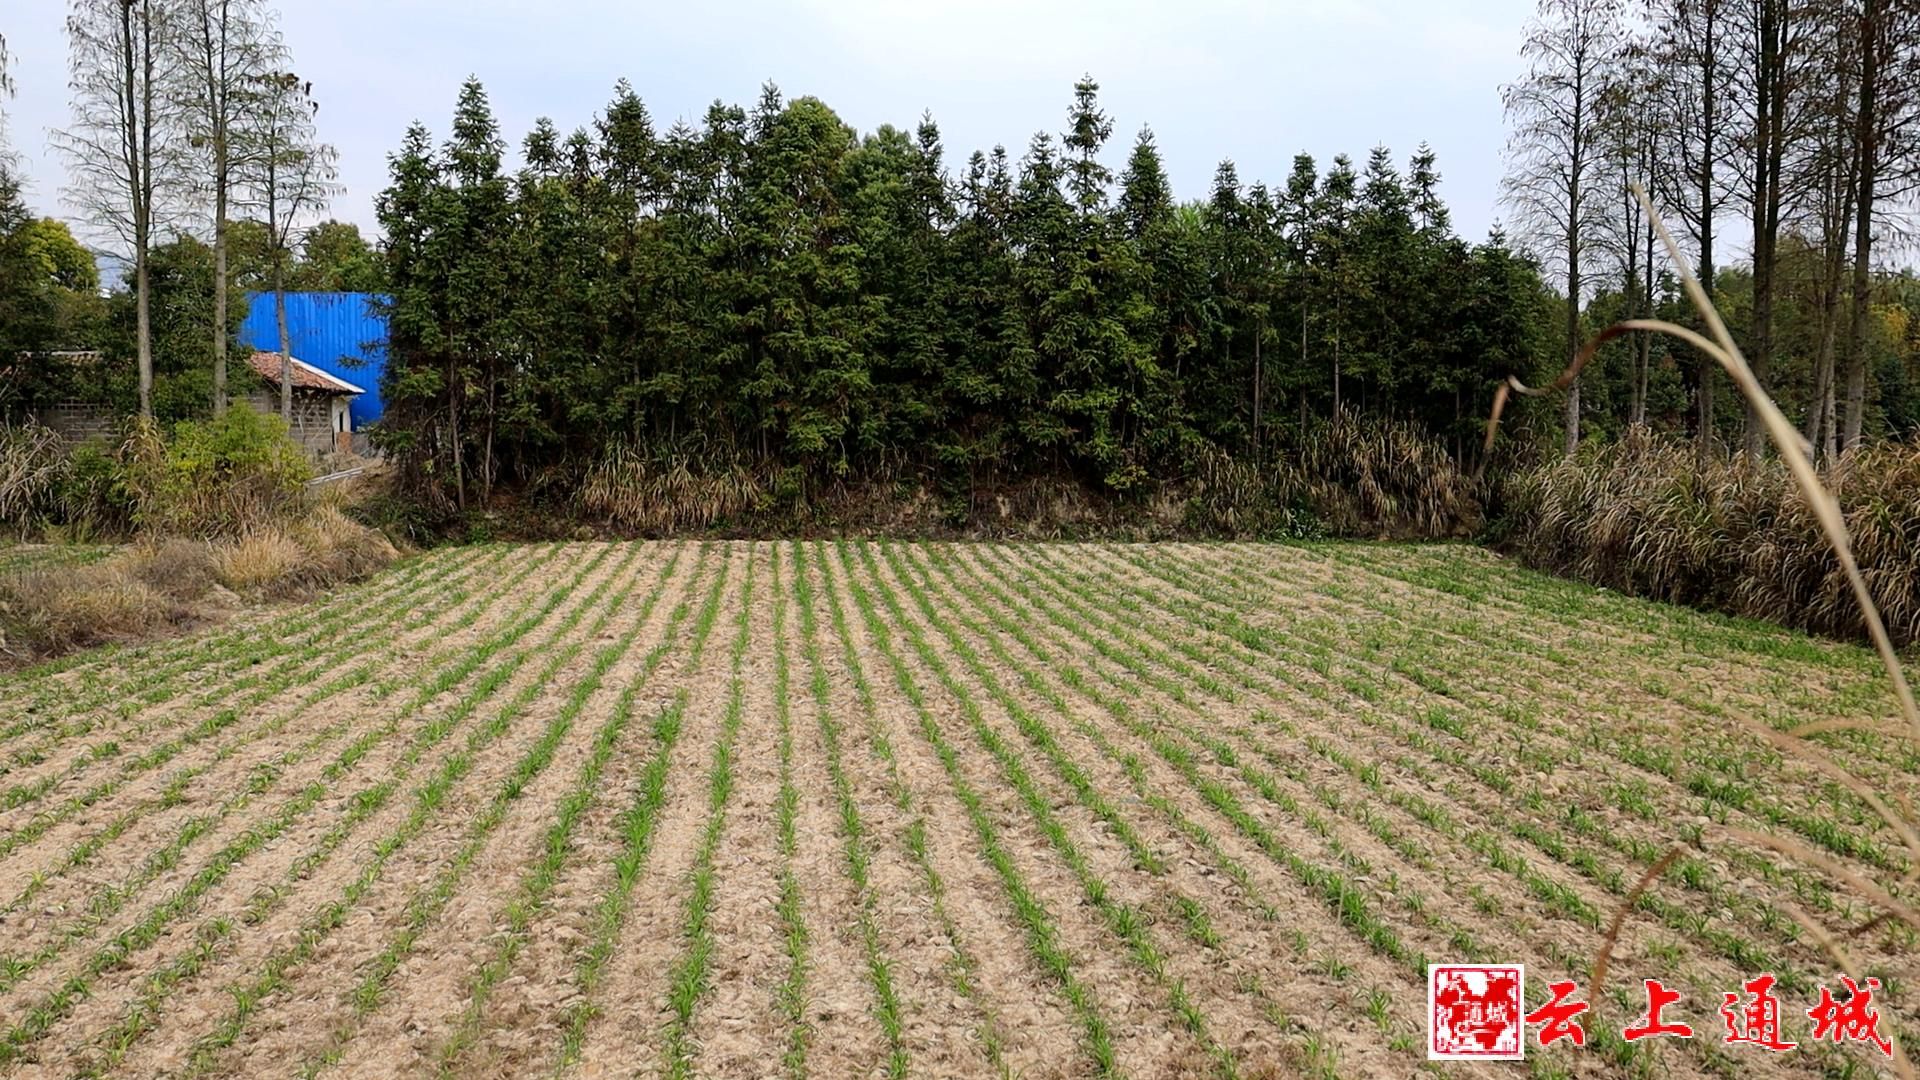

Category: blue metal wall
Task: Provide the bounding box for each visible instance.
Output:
[238,292,388,426]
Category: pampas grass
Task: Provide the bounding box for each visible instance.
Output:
[1499,431,1920,644]
[578,446,769,532]
[0,423,66,532]
[1293,410,1481,537]
[1187,410,1479,539]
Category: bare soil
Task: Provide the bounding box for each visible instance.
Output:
[0,541,1906,1079]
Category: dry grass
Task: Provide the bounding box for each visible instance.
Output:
[578,447,768,532]
[1485,184,1918,1076]
[0,506,398,664]
[212,530,305,596]
[214,508,400,599]
[1292,411,1481,536]
[1499,430,1920,644]
[127,539,223,601]
[0,423,66,533]
[1187,410,1479,539]
[281,505,401,595]
[0,562,174,656]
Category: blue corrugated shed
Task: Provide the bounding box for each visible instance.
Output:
[238,292,388,425]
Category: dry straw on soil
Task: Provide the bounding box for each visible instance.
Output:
[1484,185,1920,1077]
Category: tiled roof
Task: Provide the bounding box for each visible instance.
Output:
[245,351,366,395]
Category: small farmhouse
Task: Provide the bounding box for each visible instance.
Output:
[244,351,364,454]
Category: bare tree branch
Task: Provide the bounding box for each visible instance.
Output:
[51,0,190,419]
[1502,0,1627,450]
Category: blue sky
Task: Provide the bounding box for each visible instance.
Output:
[3,0,1534,250]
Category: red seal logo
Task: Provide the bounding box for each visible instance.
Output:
[1430,964,1525,1060]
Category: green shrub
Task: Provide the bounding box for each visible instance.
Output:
[53,442,136,538]
[0,424,139,540]
[123,407,312,537]
[355,490,453,546]
[2,408,311,540]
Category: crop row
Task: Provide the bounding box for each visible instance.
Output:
[994,542,1904,1075]
[0,543,644,1071]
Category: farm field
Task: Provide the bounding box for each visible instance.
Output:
[0,539,1910,1079]
[0,545,114,578]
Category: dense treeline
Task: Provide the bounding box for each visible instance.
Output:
[0,0,359,424]
[8,0,1920,540]
[376,78,1559,511]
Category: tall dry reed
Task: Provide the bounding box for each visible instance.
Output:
[1188,410,1480,539]
[1500,430,1920,644]
[577,445,769,532]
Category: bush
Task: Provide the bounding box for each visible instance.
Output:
[1291,411,1483,537]
[123,407,312,537]
[1,408,311,541]
[1497,429,1920,645]
[126,538,222,600]
[279,504,400,595]
[0,411,398,665]
[210,507,399,600]
[0,423,140,540]
[1183,448,1322,539]
[54,441,136,538]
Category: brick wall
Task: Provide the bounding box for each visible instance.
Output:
[29,401,118,443]
[245,393,338,453]
[30,397,358,458]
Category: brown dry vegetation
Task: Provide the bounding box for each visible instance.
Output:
[1498,429,1920,646]
[0,508,398,663]
[0,540,1910,1079]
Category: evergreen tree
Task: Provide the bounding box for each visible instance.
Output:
[442,76,513,504]
[289,221,383,291]
[364,76,1561,513]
